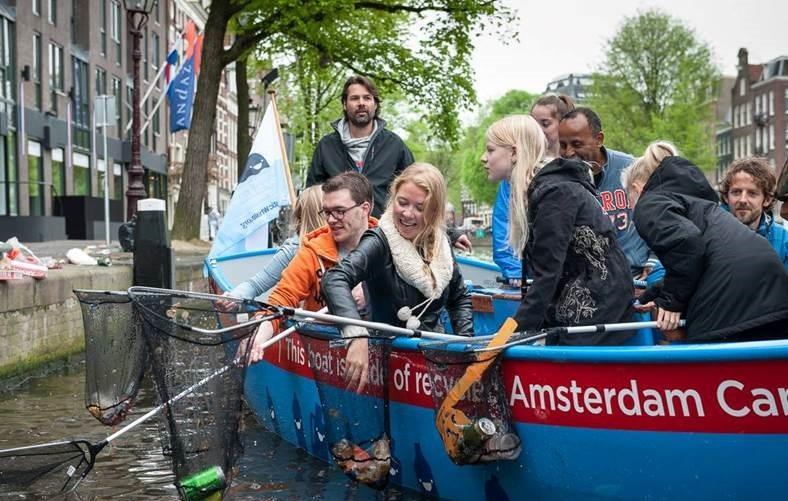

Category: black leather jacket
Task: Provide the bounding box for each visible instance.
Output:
[321,227,474,335]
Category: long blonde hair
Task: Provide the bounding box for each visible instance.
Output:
[292,185,325,240]
[385,163,447,260]
[486,115,548,255]
[622,141,679,193]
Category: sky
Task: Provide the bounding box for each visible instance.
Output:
[471,0,788,104]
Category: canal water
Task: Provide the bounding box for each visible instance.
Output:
[0,361,421,500]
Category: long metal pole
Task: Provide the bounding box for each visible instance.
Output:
[124,12,148,220]
[103,110,110,246]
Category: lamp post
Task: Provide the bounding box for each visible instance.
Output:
[122,0,156,220]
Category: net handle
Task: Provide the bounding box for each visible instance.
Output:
[126,286,282,335]
[273,307,683,343]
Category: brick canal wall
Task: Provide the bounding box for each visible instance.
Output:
[0,257,208,379]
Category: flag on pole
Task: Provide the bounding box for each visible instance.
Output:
[164,46,179,84]
[167,54,196,132]
[207,101,294,259]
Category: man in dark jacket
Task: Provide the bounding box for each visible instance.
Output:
[632,156,788,342]
[307,76,414,218]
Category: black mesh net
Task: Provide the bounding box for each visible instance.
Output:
[127,287,278,496]
[297,324,393,490]
[75,290,147,426]
[0,440,102,497]
[419,336,522,465]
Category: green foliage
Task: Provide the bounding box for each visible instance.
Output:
[456,90,538,205]
[239,0,516,144]
[402,119,462,207]
[588,9,720,170]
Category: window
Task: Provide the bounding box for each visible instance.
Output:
[739,78,745,96]
[152,32,160,88]
[47,0,56,25]
[0,16,17,216]
[153,107,160,139]
[154,0,160,23]
[51,148,65,198]
[97,159,107,197]
[27,141,44,216]
[33,0,41,16]
[112,163,122,199]
[71,57,91,151]
[112,76,122,133]
[125,83,133,139]
[95,67,107,96]
[48,43,63,114]
[100,0,107,56]
[33,33,42,110]
[770,125,775,151]
[143,27,149,82]
[73,153,90,195]
[769,91,774,116]
[110,1,121,64]
[746,102,751,125]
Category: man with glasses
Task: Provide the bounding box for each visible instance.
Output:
[307,75,414,219]
[245,172,376,363]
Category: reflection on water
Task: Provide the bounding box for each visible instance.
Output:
[0,363,420,500]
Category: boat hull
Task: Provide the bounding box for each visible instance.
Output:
[245,332,788,500]
[207,250,788,498]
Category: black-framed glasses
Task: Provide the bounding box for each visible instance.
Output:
[319,203,362,221]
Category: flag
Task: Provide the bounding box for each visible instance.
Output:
[164,46,178,84]
[192,34,204,75]
[208,102,293,260]
[167,55,195,132]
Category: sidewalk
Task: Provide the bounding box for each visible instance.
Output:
[0,239,213,379]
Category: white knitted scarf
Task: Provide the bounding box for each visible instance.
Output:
[379,211,453,299]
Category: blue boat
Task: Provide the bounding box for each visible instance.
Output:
[206,250,788,500]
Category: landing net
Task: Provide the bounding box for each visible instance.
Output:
[127,287,275,487]
[75,290,146,426]
[297,323,394,490]
[419,335,522,465]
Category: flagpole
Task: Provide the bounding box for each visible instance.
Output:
[125,38,184,135]
[140,80,169,135]
[268,90,296,205]
[138,37,181,115]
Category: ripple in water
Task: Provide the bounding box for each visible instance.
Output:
[0,363,422,500]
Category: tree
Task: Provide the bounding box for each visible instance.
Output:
[589,9,720,170]
[170,0,515,240]
[457,90,537,206]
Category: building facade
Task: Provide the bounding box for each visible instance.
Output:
[167,0,238,228]
[0,0,168,241]
[544,73,592,103]
[726,48,788,181]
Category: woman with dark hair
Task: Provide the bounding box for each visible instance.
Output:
[624,141,788,341]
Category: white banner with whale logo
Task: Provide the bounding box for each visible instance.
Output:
[208,102,292,260]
